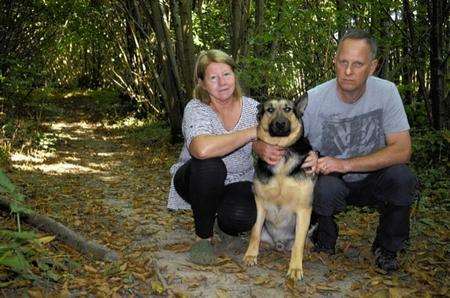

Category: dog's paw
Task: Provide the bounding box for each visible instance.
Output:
[243,255,258,266]
[287,267,304,281]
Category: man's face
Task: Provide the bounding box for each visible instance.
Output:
[334,38,377,101]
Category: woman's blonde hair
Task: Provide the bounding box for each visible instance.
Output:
[193,49,242,104]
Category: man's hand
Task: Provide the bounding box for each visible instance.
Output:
[253,140,285,165]
[317,156,350,175]
[301,151,318,174]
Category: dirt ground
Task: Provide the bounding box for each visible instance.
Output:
[4,95,448,297]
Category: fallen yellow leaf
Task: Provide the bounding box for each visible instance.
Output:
[36,235,56,244]
[84,265,98,273]
[151,280,165,294]
[27,288,44,298]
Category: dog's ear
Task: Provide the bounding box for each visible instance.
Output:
[294,93,308,118]
[257,103,264,121]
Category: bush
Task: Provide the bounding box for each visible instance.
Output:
[411,129,450,207]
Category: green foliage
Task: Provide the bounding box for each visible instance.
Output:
[35,132,58,152]
[192,2,230,50]
[1,117,43,153]
[0,169,32,234]
[411,129,449,167]
[405,100,429,127]
[0,229,71,287]
[411,129,450,207]
[0,144,11,170]
[0,58,40,96]
[0,171,69,287]
[0,170,25,203]
[0,239,32,274]
[111,117,171,146]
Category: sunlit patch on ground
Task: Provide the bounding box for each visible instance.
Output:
[63,91,90,98]
[48,121,99,131]
[96,152,116,157]
[36,162,102,174]
[12,152,49,164]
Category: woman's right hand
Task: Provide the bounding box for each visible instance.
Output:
[253,140,285,165]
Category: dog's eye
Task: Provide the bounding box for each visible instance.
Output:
[283,107,292,113]
[267,107,275,113]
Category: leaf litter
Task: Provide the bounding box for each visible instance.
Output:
[2,95,448,297]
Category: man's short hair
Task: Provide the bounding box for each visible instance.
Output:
[338,29,378,60]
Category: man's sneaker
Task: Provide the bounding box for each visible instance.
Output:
[373,246,399,272]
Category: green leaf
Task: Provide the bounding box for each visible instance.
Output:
[0,170,16,194]
[10,201,33,215]
[0,251,30,272]
[44,270,61,282]
[0,170,25,203]
[0,229,37,241]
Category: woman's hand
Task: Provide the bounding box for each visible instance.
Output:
[253,140,285,165]
[301,151,318,174]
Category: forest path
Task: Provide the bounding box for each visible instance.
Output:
[8,94,443,297]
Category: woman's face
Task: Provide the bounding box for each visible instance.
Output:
[200,62,236,103]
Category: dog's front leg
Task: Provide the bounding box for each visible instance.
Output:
[243,199,266,266]
[287,207,312,280]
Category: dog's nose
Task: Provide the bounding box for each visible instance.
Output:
[276,120,287,130]
[269,117,291,136]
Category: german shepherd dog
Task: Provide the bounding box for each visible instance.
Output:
[243,94,316,280]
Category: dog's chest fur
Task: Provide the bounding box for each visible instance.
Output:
[254,158,314,211]
[254,138,315,212]
[253,138,315,246]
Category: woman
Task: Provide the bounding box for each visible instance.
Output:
[167,50,260,265]
[167,49,317,265]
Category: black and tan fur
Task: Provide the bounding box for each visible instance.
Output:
[243,95,316,280]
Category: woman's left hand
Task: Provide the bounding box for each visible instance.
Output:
[253,140,285,165]
[301,151,318,174]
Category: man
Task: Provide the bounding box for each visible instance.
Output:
[303,29,417,272]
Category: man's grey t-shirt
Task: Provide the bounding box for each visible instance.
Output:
[304,76,410,182]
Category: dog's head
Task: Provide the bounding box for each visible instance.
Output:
[257,94,308,147]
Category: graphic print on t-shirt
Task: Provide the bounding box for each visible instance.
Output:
[320,109,383,181]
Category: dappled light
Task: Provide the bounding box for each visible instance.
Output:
[37,162,102,175]
[1,89,447,297]
[0,0,448,296]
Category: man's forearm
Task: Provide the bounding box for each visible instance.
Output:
[317,131,412,175]
[345,143,411,172]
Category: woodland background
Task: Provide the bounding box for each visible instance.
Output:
[0,0,449,296]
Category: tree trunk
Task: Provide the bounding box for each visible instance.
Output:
[401,0,413,105]
[249,0,268,100]
[428,0,446,129]
[415,0,432,125]
[230,0,251,60]
[170,0,195,99]
[254,0,265,58]
[269,0,284,60]
[370,3,390,78]
[335,0,346,40]
[146,0,185,142]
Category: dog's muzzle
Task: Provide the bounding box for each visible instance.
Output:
[269,117,291,137]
